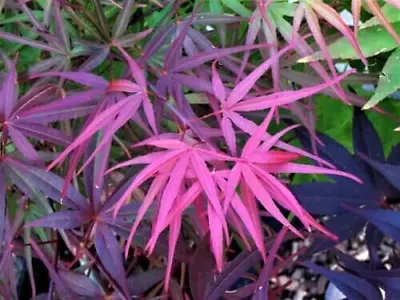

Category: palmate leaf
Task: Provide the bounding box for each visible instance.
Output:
[208,31,354,158]
[362,0,400,44]
[3,1,400,298]
[94,222,129,298]
[0,2,88,74]
[300,0,400,64]
[38,45,159,175]
[271,8,350,103]
[125,268,166,297]
[110,137,231,278]
[205,232,295,300]
[189,236,215,300]
[224,110,356,242]
[299,22,400,63]
[362,3,400,27]
[1,1,151,74]
[29,239,79,298]
[219,70,353,169]
[0,166,5,247]
[108,104,360,290]
[59,271,104,298]
[252,227,288,300]
[364,47,400,109]
[21,137,188,298]
[304,0,367,64]
[0,57,93,162]
[111,0,136,40]
[151,20,277,145]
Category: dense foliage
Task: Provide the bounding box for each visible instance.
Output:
[0,0,400,299]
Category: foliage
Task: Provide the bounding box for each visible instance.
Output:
[0,0,399,299]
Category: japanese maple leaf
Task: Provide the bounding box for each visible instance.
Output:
[296,0,367,65]
[0,1,96,75]
[0,1,152,74]
[0,196,26,300]
[210,46,354,161]
[0,55,81,162]
[37,45,157,179]
[106,111,361,288]
[21,156,140,299]
[107,134,234,286]
[26,46,151,193]
[23,137,191,295]
[145,9,276,145]
[351,0,400,43]
[220,108,361,258]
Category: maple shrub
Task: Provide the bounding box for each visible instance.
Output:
[1,0,400,299]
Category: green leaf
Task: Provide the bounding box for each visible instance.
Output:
[362,4,400,28]
[209,0,224,13]
[316,95,354,152]
[185,93,209,104]
[145,3,173,28]
[0,0,4,14]
[209,0,227,47]
[366,100,400,156]
[299,22,400,62]
[0,11,44,25]
[5,163,52,214]
[24,204,53,254]
[92,0,111,40]
[269,2,297,17]
[220,0,252,17]
[315,92,400,157]
[363,48,400,109]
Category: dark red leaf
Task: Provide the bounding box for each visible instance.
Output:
[94,222,129,298]
[59,271,104,297]
[189,236,215,300]
[25,210,89,229]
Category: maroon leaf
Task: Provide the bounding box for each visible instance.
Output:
[189,236,215,300]
[11,122,72,147]
[0,31,64,54]
[59,271,104,298]
[29,239,73,298]
[112,0,136,39]
[127,268,166,296]
[0,55,17,118]
[94,222,129,298]
[4,158,88,210]
[25,210,89,229]
[0,166,5,245]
